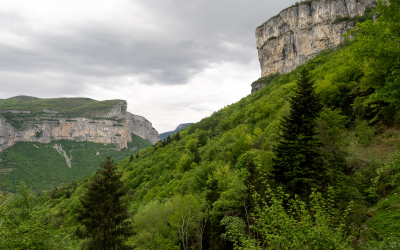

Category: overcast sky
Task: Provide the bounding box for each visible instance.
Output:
[0,0,296,133]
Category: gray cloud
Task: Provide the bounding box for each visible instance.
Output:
[0,0,296,86]
[0,0,297,131]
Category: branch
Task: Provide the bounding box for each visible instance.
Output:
[386,37,400,44]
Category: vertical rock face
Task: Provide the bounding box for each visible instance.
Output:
[255,0,376,78]
[0,101,160,151]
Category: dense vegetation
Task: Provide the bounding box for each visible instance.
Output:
[0,134,152,193]
[1,0,400,249]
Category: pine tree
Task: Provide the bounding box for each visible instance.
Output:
[77,156,133,250]
[129,154,134,163]
[271,69,325,198]
[166,135,172,144]
[176,131,181,141]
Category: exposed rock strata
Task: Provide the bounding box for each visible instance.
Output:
[255,0,376,83]
[0,101,159,151]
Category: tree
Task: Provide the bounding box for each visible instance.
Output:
[77,156,133,250]
[271,69,325,198]
[221,186,354,250]
[175,131,181,141]
[169,195,205,250]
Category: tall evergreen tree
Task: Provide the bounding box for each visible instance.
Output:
[271,69,325,198]
[166,135,172,144]
[77,156,132,250]
[175,131,181,141]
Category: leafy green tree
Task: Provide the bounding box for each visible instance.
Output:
[221,186,354,250]
[186,139,198,153]
[169,194,205,250]
[179,154,192,172]
[197,130,208,147]
[77,156,133,250]
[132,200,178,250]
[0,182,73,250]
[272,69,325,197]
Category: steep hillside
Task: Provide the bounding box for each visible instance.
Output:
[1,0,399,248]
[21,37,400,248]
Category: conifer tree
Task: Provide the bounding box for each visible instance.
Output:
[166,135,172,144]
[77,156,132,250]
[175,131,181,141]
[272,69,325,198]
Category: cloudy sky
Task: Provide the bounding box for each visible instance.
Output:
[0,0,296,133]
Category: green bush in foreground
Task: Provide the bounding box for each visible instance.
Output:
[222,186,354,250]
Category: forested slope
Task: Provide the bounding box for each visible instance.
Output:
[0,0,399,249]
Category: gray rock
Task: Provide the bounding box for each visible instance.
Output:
[254,0,377,91]
[0,101,159,151]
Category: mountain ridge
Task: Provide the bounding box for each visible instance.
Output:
[159,123,192,141]
[0,96,160,151]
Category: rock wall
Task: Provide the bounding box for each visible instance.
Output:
[255,0,376,79]
[0,101,159,151]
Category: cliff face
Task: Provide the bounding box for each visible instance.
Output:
[0,101,159,151]
[255,0,376,80]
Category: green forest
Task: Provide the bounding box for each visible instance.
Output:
[0,133,152,193]
[1,0,400,249]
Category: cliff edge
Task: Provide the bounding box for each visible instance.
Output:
[0,96,160,151]
[255,0,376,92]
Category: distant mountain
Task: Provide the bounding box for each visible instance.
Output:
[0,96,158,192]
[159,123,192,141]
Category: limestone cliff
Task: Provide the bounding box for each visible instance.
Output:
[255,0,376,91]
[0,98,159,151]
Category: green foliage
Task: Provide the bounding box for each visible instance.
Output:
[374,150,400,189]
[251,72,280,87]
[346,0,400,110]
[0,182,75,250]
[333,6,376,25]
[77,157,132,249]
[132,200,177,249]
[222,186,353,250]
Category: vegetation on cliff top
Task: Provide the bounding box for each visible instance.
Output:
[0,96,125,119]
[1,0,399,248]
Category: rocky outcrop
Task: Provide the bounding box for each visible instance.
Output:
[251,82,268,94]
[0,101,159,151]
[255,0,377,79]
